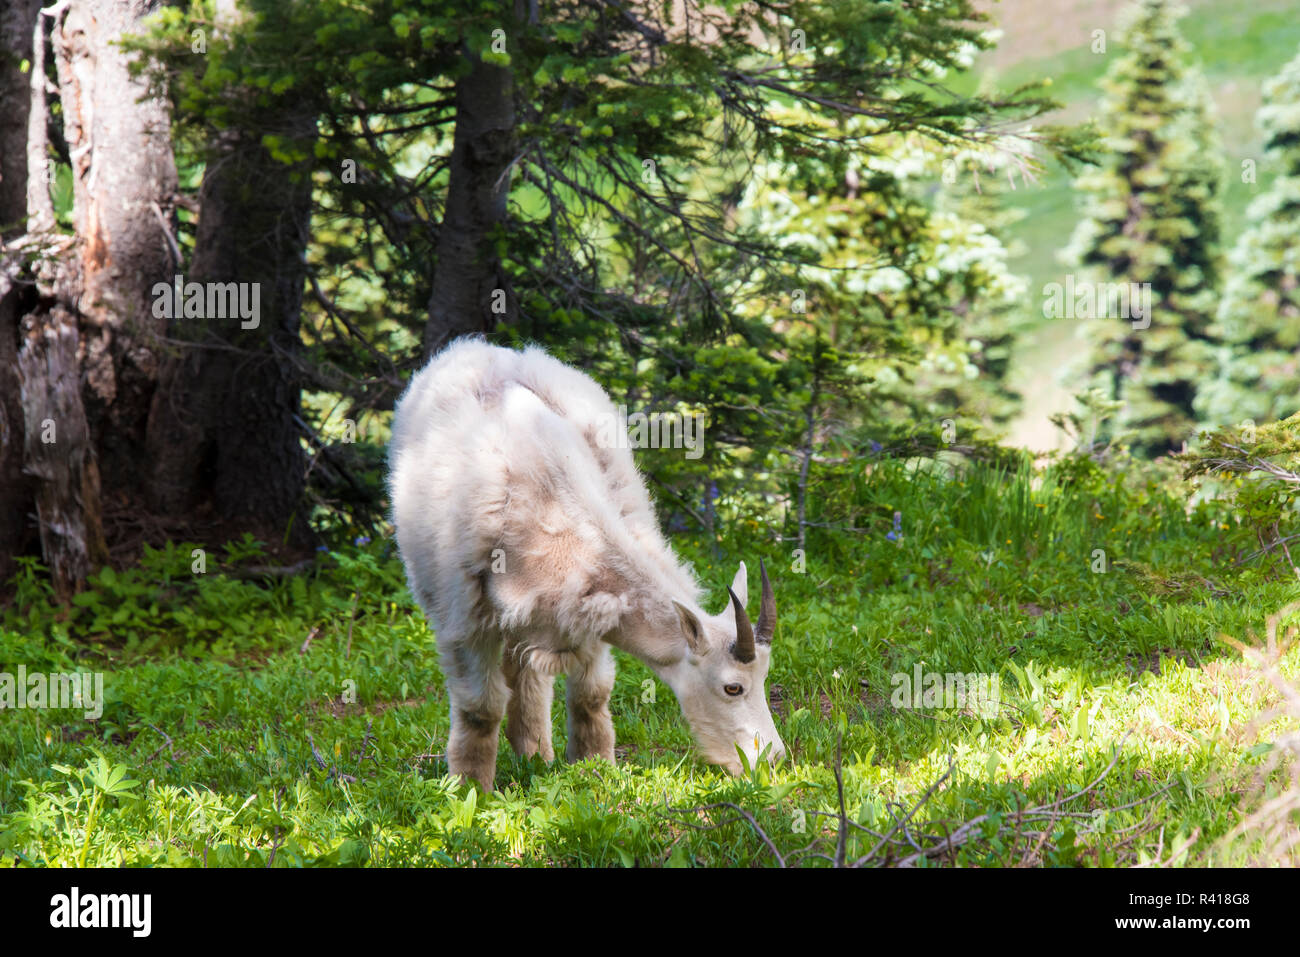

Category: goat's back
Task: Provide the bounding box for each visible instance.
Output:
[388,340,691,640]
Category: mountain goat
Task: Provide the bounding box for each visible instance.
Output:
[388,339,785,788]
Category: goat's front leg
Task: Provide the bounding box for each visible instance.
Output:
[565,643,616,763]
[502,643,556,762]
[440,634,508,790]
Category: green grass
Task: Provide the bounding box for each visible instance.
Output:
[1,456,1296,867]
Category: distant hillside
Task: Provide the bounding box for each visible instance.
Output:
[963,0,1300,449]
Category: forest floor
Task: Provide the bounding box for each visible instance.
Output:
[1,456,1296,866]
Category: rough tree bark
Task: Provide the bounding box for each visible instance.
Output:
[52,1,180,507]
[422,10,524,357]
[143,119,316,547]
[145,0,317,549]
[0,0,43,587]
[7,0,177,597]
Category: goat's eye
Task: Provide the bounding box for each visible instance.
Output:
[724,683,744,697]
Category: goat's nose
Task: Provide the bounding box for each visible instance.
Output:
[757,735,785,764]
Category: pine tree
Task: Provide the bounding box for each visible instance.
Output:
[736,116,1029,437]
[1063,0,1224,455]
[1197,48,1300,426]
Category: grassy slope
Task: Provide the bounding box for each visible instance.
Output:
[963,0,1300,448]
[1,458,1295,867]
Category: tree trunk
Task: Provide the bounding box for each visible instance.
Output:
[423,32,519,356]
[144,119,316,547]
[52,0,180,511]
[7,0,177,598]
[0,0,43,587]
[145,0,316,549]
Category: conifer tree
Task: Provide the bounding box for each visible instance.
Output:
[1063,0,1224,454]
[1198,48,1300,426]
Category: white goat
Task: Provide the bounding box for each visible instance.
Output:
[388,339,785,788]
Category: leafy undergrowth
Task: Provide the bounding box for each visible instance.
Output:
[1,458,1297,867]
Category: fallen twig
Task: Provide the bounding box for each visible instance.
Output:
[144,725,175,764]
[299,625,321,655]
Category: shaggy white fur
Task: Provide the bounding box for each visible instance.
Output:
[389,338,784,788]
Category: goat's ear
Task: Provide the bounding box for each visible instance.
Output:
[729,561,748,608]
[672,600,709,655]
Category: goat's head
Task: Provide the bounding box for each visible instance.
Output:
[665,559,785,774]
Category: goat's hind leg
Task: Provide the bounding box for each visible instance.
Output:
[502,642,556,762]
[565,643,616,763]
[439,632,508,790]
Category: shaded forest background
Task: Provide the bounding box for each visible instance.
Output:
[0,0,1296,597]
